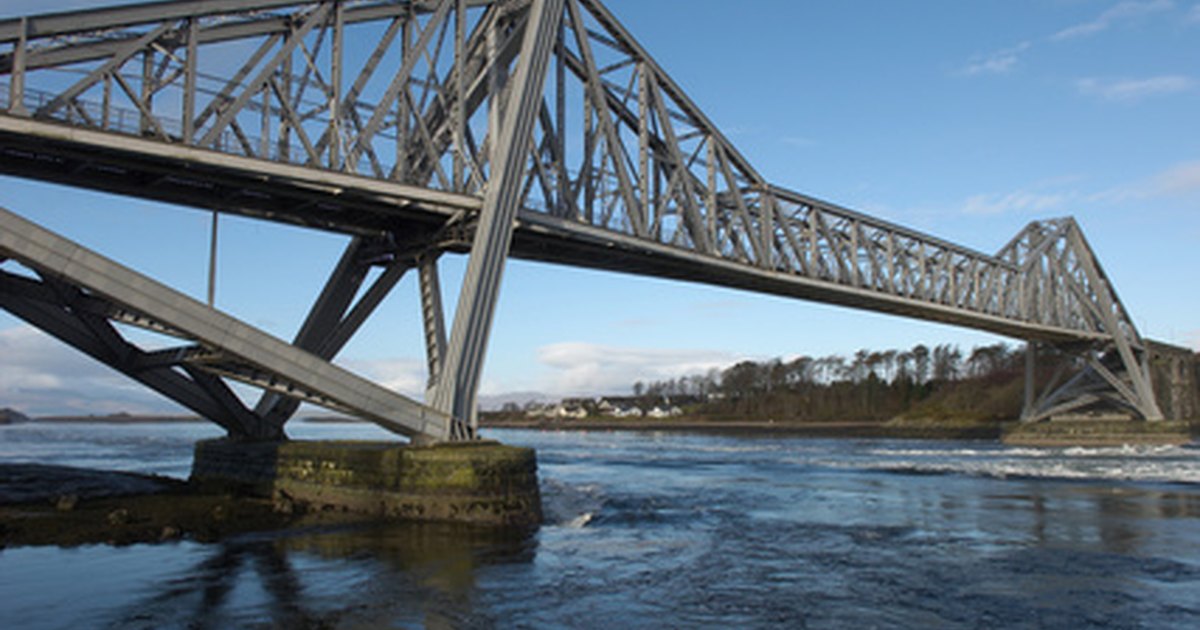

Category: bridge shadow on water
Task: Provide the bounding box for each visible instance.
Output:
[105,522,537,629]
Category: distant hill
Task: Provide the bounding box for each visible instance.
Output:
[0,408,31,424]
[34,413,202,423]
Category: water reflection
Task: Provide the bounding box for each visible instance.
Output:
[106,523,536,628]
[1008,485,1200,555]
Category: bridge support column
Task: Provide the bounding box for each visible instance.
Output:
[429,0,564,436]
[1020,341,1165,423]
[419,252,447,399]
[252,236,411,430]
[1023,341,1036,421]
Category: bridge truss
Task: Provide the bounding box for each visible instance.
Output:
[0,0,1165,441]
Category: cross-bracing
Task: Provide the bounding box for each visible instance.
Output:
[0,0,1168,442]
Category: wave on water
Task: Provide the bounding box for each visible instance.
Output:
[852,443,1200,485]
[874,444,1194,459]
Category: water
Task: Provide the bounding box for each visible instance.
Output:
[2,422,1198,628]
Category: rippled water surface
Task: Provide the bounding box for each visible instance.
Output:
[2,422,1199,628]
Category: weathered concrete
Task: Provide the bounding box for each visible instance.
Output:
[1149,342,1200,422]
[190,440,542,527]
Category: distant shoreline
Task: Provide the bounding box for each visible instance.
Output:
[22,415,365,425]
[13,414,1193,445]
[11,413,1000,439]
[31,415,206,424]
[479,417,1005,440]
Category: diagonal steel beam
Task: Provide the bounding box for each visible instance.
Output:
[0,205,452,441]
[0,271,262,436]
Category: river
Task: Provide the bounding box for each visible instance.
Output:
[2,421,1198,628]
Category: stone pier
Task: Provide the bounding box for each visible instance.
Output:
[191,440,542,527]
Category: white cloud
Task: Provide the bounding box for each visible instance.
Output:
[0,325,179,416]
[1076,75,1195,102]
[960,42,1031,77]
[1190,3,1200,23]
[962,189,1073,216]
[338,357,428,400]
[1149,160,1200,195]
[1090,159,1200,202]
[535,342,741,396]
[1050,0,1175,41]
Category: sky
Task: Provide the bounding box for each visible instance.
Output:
[1,0,1198,416]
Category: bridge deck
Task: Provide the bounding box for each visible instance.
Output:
[0,115,1103,345]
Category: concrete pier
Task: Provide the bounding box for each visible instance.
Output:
[1002,420,1194,447]
[191,440,542,527]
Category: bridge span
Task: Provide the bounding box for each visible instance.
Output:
[0,0,1173,441]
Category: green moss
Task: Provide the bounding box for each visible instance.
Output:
[1003,420,1193,447]
[191,439,542,526]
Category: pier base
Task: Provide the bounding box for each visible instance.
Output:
[190,440,541,527]
[1002,420,1194,447]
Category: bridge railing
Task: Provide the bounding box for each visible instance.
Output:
[1,82,325,168]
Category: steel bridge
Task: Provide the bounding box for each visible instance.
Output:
[0,0,1169,442]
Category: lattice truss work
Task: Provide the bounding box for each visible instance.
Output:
[0,0,1165,440]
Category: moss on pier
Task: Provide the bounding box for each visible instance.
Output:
[191,439,542,527]
[1002,420,1194,447]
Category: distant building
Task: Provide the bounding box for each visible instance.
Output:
[554,403,588,419]
[597,398,644,417]
[522,402,588,419]
[609,405,644,418]
[524,404,555,419]
[646,405,683,419]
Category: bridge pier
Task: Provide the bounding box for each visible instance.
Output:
[190,438,542,527]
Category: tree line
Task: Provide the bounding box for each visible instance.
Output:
[631,342,1039,423]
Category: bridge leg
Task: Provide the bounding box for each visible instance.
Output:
[1021,341,1165,423]
[254,236,410,429]
[1065,228,1164,421]
[1022,341,1036,421]
[428,0,563,436]
[418,252,447,400]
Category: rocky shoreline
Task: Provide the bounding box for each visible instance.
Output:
[0,463,341,548]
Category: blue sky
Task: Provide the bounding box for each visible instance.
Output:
[1,0,1198,416]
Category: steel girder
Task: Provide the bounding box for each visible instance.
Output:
[0,0,1168,430]
[0,206,456,441]
[1004,219,1164,421]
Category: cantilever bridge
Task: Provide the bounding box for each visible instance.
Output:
[0,0,1171,442]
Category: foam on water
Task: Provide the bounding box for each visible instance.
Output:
[852,442,1200,484]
